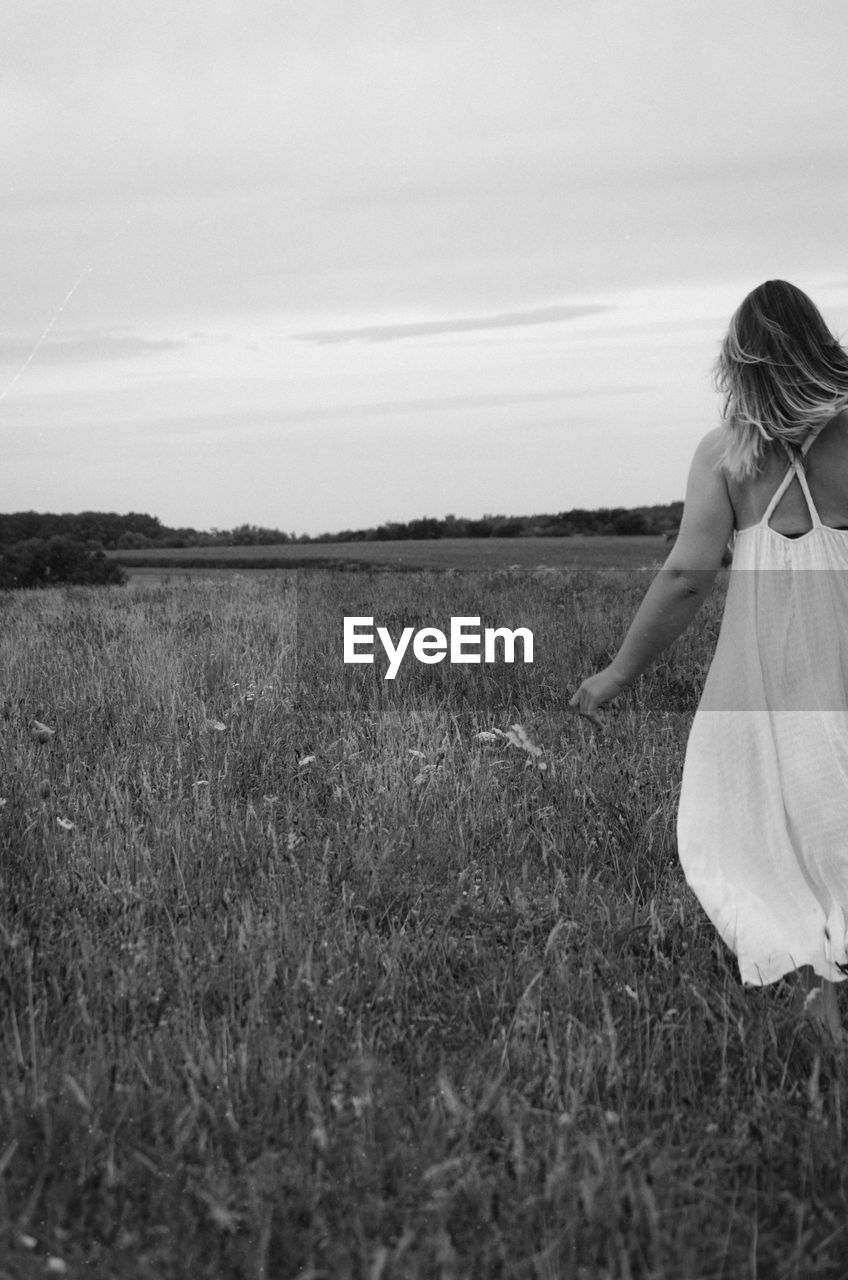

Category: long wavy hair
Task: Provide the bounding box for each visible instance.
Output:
[714,280,848,480]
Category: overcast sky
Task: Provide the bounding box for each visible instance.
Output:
[3,0,848,536]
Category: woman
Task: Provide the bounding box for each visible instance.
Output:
[570,280,848,1037]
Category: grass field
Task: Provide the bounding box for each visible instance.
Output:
[113,535,671,575]
[2,566,847,1278]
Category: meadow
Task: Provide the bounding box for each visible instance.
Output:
[112,534,670,575]
[1,565,847,1279]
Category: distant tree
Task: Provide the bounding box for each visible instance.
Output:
[442,514,468,536]
[405,517,443,540]
[117,531,153,549]
[228,524,290,545]
[611,510,650,535]
[492,519,523,537]
[465,518,494,537]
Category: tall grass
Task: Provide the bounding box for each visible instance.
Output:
[1,569,845,1279]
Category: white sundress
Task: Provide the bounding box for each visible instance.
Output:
[677,435,848,985]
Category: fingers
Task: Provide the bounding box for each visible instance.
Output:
[568,690,604,726]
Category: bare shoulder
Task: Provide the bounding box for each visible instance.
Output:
[691,426,726,466]
[827,407,848,441]
[684,429,730,500]
[665,427,734,575]
[812,406,848,444]
[803,407,848,460]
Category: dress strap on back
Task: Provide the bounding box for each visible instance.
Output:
[760,439,823,528]
[793,460,823,527]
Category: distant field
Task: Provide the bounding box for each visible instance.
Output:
[114,535,671,575]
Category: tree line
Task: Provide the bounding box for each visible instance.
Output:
[0,512,295,550]
[0,513,299,588]
[0,504,683,589]
[0,514,291,590]
[310,504,684,542]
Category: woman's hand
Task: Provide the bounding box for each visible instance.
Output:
[568,431,733,728]
[569,665,628,726]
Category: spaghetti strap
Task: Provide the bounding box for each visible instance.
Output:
[793,464,823,528]
[760,462,801,526]
[759,439,824,529]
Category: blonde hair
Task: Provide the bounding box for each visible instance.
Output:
[714,280,848,480]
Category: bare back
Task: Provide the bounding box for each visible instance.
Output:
[727,408,848,537]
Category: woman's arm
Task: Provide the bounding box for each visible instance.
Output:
[570,429,734,724]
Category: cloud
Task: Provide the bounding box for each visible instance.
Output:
[8,382,654,442]
[297,384,653,418]
[0,330,184,366]
[295,303,611,345]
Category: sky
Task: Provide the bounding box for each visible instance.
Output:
[3,1,848,537]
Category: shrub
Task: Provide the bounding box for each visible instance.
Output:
[0,536,127,590]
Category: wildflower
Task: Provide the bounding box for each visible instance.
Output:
[504,723,547,769]
[31,719,55,743]
[504,723,542,758]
